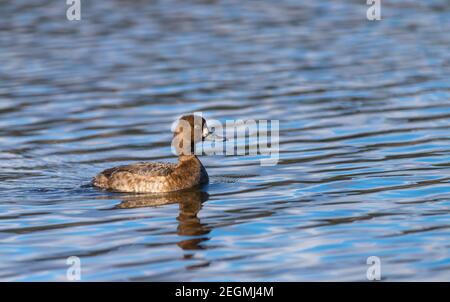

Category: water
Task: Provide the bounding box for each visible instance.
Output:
[0,0,449,281]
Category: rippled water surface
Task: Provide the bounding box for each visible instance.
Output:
[1,0,450,281]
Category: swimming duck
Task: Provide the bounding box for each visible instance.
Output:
[92,114,222,193]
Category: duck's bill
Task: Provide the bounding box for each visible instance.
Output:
[204,132,226,142]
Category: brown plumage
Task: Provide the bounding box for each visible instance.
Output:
[92,115,217,193]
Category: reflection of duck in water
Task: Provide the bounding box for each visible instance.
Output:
[117,190,210,250]
[93,115,224,193]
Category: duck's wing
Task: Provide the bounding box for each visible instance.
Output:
[102,162,177,177]
[93,162,177,189]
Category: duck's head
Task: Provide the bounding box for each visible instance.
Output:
[172,114,224,156]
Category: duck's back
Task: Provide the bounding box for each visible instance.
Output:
[92,162,175,193]
[92,159,208,193]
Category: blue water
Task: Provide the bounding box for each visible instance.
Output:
[0,0,449,281]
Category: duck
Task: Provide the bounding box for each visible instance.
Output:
[92,114,223,193]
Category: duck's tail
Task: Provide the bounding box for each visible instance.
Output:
[92,173,109,189]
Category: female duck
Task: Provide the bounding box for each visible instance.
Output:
[92,115,222,193]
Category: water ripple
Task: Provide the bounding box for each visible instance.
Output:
[0,0,449,281]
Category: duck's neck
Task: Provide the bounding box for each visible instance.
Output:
[176,155,209,186]
[178,154,199,163]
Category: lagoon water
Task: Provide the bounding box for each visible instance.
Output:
[0,0,449,281]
